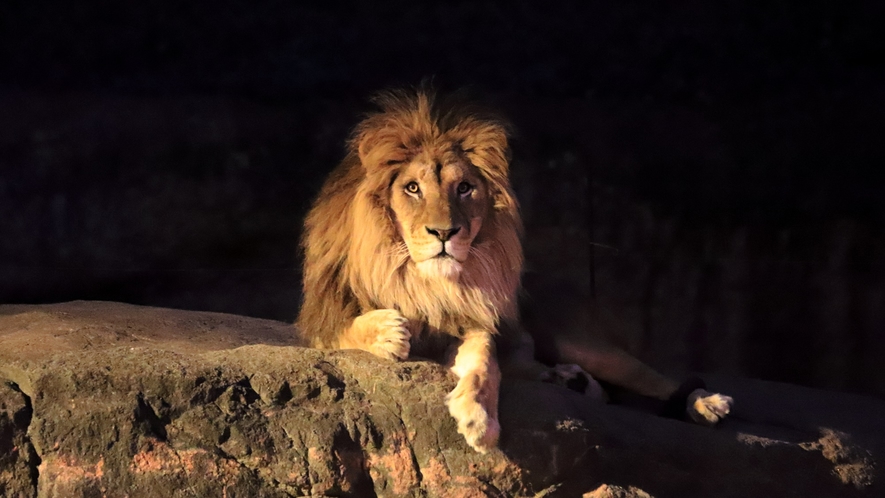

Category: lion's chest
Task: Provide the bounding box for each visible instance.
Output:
[369,271,502,336]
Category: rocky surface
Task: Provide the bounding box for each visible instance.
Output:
[1,301,883,497]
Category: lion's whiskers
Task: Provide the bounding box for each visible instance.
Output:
[383,242,410,288]
[468,246,495,278]
[384,242,409,257]
[468,245,511,300]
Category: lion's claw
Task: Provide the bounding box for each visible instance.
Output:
[540,363,606,400]
[360,309,411,361]
[687,389,733,425]
[446,378,499,453]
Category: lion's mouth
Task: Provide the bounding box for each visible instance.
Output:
[416,255,463,280]
[413,241,467,267]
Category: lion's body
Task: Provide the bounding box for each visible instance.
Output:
[297,90,522,348]
[296,87,733,453]
[296,89,527,451]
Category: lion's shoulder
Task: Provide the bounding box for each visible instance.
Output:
[297,88,523,342]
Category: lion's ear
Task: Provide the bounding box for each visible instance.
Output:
[354,90,435,172]
[353,123,411,172]
[457,121,511,181]
[452,120,516,212]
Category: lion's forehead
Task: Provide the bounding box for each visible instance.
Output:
[403,159,478,186]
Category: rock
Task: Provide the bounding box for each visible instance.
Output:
[583,484,652,498]
[0,381,38,498]
[1,301,882,497]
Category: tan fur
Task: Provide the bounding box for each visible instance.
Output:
[297,86,732,453]
[298,89,522,352]
[446,329,501,450]
[297,87,521,452]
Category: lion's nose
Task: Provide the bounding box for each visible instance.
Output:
[425,226,461,242]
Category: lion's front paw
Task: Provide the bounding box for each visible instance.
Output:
[539,363,606,400]
[445,375,499,453]
[353,309,411,361]
[687,389,733,425]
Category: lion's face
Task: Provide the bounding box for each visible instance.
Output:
[388,148,490,279]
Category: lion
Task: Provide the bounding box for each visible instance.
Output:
[296,86,733,453]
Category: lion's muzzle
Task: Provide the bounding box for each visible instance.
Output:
[425,226,462,242]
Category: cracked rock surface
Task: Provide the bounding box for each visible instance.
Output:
[1,301,883,497]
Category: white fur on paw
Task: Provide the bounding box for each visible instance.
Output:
[687,389,733,425]
[445,381,499,453]
[360,309,411,361]
[540,364,606,400]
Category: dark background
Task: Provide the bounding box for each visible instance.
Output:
[2,1,884,395]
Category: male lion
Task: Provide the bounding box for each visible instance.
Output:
[296,87,733,453]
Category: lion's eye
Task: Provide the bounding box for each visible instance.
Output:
[457,182,473,195]
[405,181,421,195]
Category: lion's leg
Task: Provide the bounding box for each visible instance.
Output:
[556,339,678,400]
[338,309,411,361]
[498,328,607,399]
[446,329,500,453]
[555,338,732,424]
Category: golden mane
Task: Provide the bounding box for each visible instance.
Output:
[297,87,523,348]
[297,87,735,454]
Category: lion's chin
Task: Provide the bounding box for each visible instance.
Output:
[415,257,463,280]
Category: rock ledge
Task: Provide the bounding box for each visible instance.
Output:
[1,301,882,497]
